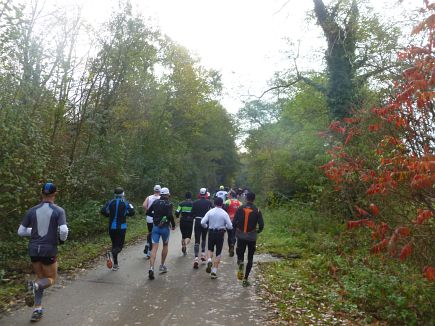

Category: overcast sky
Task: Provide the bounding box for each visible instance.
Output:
[42,0,419,113]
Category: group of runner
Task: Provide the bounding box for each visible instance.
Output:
[17,182,264,322]
[136,184,264,283]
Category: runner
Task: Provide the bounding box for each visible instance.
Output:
[17,182,68,322]
[175,191,194,256]
[101,187,135,271]
[224,191,242,257]
[146,187,176,280]
[142,185,161,258]
[201,197,233,279]
[233,192,264,287]
[191,187,213,269]
[215,185,228,201]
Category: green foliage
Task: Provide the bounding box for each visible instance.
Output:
[0,1,238,245]
[258,206,435,325]
[241,81,330,201]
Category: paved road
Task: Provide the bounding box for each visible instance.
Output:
[1,228,265,325]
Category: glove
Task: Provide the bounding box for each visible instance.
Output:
[257,228,263,234]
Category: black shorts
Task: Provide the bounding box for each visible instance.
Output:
[30,256,57,265]
[207,229,225,256]
[180,219,194,239]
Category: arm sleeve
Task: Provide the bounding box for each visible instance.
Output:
[17,225,32,237]
[201,212,209,228]
[127,202,135,217]
[175,205,181,218]
[168,204,175,228]
[59,224,69,241]
[21,209,32,227]
[191,202,197,217]
[100,201,110,217]
[224,200,230,211]
[258,209,264,232]
[57,208,67,225]
[146,202,155,217]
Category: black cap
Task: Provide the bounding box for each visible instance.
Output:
[114,187,124,196]
[42,182,56,195]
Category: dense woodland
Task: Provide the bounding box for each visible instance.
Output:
[0,0,434,324]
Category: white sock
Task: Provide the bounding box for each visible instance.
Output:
[207,258,212,263]
[211,267,217,274]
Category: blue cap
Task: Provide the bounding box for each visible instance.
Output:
[42,182,56,195]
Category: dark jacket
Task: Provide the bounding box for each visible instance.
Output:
[233,202,264,241]
[147,198,175,228]
[175,199,193,221]
[101,197,135,230]
[191,197,213,218]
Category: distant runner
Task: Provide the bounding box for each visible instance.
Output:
[142,185,161,258]
[215,185,228,201]
[191,188,213,268]
[224,191,242,257]
[17,182,68,322]
[201,197,233,279]
[233,192,264,287]
[175,192,194,256]
[101,187,135,271]
[146,187,176,280]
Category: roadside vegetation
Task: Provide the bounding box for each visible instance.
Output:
[257,205,435,325]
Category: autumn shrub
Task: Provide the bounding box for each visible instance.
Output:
[320,1,435,276]
[259,206,435,325]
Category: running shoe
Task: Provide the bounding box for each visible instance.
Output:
[159,265,168,273]
[237,263,244,280]
[193,258,199,269]
[200,254,206,262]
[30,309,43,322]
[143,244,149,255]
[242,279,250,287]
[106,252,113,269]
[206,261,212,273]
[146,252,151,260]
[182,246,187,256]
[229,245,235,257]
[112,264,119,271]
[148,269,155,280]
[25,280,36,307]
[211,272,217,279]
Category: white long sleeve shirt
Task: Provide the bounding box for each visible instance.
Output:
[201,207,233,230]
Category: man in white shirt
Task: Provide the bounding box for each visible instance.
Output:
[142,185,161,258]
[201,197,232,279]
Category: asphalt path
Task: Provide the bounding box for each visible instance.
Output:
[1,227,265,325]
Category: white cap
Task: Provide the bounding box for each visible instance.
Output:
[154,184,161,192]
[160,187,170,195]
[199,188,207,195]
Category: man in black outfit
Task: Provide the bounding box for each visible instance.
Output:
[233,192,264,287]
[175,192,194,256]
[191,187,213,268]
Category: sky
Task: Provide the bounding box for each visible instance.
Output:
[41,0,419,114]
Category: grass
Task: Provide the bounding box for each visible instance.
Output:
[256,203,435,325]
[0,216,147,312]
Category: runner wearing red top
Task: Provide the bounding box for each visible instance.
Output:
[224,191,241,257]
